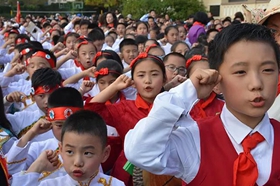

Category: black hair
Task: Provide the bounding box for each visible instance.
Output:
[42,22,51,28]
[73,20,81,27]
[185,44,207,59]
[105,12,118,28]
[87,28,105,42]
[108,31,117,38]
[30,41,43,49]
[135,35,148,45]
[60,22,68,29]
[234,12,244,22]
[117,22,126,28]
[222,17,231,24]
[206,29,219,37]
[61,110,107,147]
[79,19,90,27]
[119,38,138,52]
[95,59,123,82]
[144,39,160,46]
[136,21,148,31]
[171,41,190,52]
[131,54,166,81]
[31,68,62,88]
[197,34,208,46]
[148,16,154,20]
[0,87,17,138]
[208,23,280,70]
[124,34,136,40]
[94,50,123,68]
[163,52,185,63]
[164,25,178,36]
[52,35,60,45]
[15,43,33,53]
[232,20,241,25]
[64,32,80,42]
[48,87,83,108]
[193,12,209,25]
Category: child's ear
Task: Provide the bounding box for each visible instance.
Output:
[101,145,111,163]
[119,53,123,60]
[213,83,222,95]
[131,80,135,88]
[58,142,62,153]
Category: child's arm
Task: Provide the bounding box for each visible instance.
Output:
[11,150,59,186]
[62,67,95,86]
[89,74,132,103]
[124,69,221,181]
[55,50,77,70]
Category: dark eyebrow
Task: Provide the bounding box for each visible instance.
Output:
[268,23,279,28]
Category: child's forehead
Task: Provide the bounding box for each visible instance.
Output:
[123,45,137,50]
[62,132,102,145]
[29,57,50,65]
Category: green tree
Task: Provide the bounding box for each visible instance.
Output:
[121,0,205,20]
[84,0,118,8]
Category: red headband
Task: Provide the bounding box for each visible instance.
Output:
[9,29,19,35]
[31,85,60,96]
[4,32,9,38]
[77,40,89,50]
[185,55,208,69]
[20,48,32,56]
[145,44,158,53]
[47,107,82,121]
[26,51,55,68]
[130,52,163,68]
[16,38,29,45]
[94,68,121,78]
[49,28,59,34]
[93,51,111,66]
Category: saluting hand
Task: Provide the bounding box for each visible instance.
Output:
[189,69,221,99]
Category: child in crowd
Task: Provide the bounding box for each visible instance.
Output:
[135,21,149,37]
[84,53,167,185]
[145,44,165,58]
[125,23,280,186]
[6,87,83,178]
[1,48,56,96]
[171,41,190,56]
[6,68,61,144]
[11,110,125,185]
[185,48,224,120]
[105,35,115,48]
[161,26,179,54]
[87,28,105,52]
[119,39,139,77]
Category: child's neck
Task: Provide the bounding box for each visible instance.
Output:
[109,92,120,104]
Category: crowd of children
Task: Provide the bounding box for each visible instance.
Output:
[0,0,280,185]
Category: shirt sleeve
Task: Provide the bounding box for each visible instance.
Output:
[124,79,201,183]
[64,22,74,34]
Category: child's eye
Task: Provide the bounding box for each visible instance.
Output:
[138,74,144,77]
[84,152,93,156]
[234,70,246,75]
[66,150,73,155]
[152,73,159,76]
[263,69,275,73]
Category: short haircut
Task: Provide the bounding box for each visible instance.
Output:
[208,23,280,70]
[61,110,107,147]
[87,28,105,41]
[135,35,148,44]
[164,26,178,36]
[48,87,83,108]
[79,19,90,27]
[31,68,62,88]
[163,52,185,63]
[119,38,137,52]
[206,29,219,38]
[94,50,123,68]
[30,41,43,49]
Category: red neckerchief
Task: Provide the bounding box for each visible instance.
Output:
[196,92,217,118]
[74,59,90,80]
[193,21,205,27]
[0,156,10,185]
[105,92,126,105]
[135,94,153,112]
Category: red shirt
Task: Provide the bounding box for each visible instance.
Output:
[84,94,152,186]
[190,92,224,121]
[183,116,280,186]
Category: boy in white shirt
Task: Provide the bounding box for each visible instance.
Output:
[12,110,125,186]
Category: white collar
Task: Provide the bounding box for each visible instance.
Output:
[220,105,273,148]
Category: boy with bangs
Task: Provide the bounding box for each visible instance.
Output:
[6,87,84,178]
[11,110,125,186]
[6,68,61,148]
[125,23,280,186]
[1,48,56,97]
